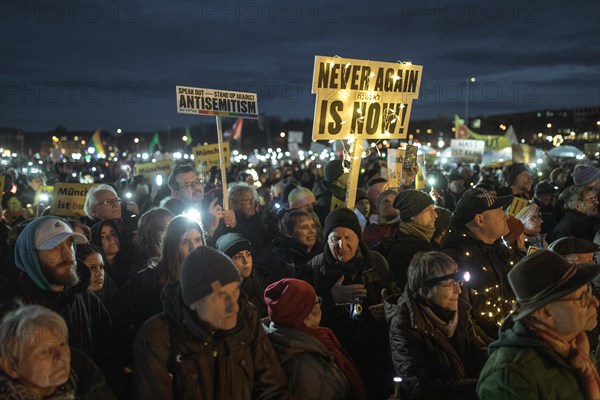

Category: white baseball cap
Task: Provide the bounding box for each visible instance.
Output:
[35,218,88,250]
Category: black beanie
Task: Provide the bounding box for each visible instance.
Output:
[324,207,362,240]
[215,233,252,257]
[393,190,434,221]
[180,246,241,306]
[504,163,529,186]
[324,159,345,182]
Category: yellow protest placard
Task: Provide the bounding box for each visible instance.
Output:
[330,195,346,212]
[50,183,98,217]
[34,186,54,205]
[387,148,405,189]
[311,56,422,140]
[192,142,231,169]
[507,196,529,216]
[135,160,173,177]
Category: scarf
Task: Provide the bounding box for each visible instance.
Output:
[523,316,600,400]
[295,325,369,400]
[418,301,459,338]
[0,371,76,400]
[397,221,436,241]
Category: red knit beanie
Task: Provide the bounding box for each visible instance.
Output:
[264,278,316,327]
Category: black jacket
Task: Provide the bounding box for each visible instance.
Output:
[548,209,599,243]
[385,231,435,290]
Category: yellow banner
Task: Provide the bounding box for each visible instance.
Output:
[50,183,98,217]
[454,115,512,151]
[192,142,231,169]
[34,186,54,205]
[135,160,173,177]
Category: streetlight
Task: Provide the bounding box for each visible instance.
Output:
[465,77,476,127]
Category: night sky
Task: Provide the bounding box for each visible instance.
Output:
[1,0,599,134]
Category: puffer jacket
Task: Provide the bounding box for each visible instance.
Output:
[441,227,518,339]
[477,316,586,400]
[263,320,352,400]
[132,282,291,400]
[384,291,488,400]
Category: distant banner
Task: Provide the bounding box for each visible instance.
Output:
[50,183,97,217]
[34,185,54,206]
[176,86,258,119]
[512,144,536,164]
[387,148,405,188]
[135,160,173,177]
[288,130,304,143]
[311,55,422,140]
[192,142,231,169]
[451,139,485,163]
[454,115,512,151]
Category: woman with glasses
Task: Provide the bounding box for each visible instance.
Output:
[385,251,488,400]
[263,278,367,400]
[516,204,548,250]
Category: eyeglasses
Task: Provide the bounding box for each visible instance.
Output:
[97,198,121,207]
[180,179,203,190]
[438,280,464,290]
[555,284,594,308]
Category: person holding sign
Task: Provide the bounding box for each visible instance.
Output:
[313,159,348,226]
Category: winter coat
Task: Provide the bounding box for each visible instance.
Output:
[385,231,435,290]
[441,227,518,339]
[385,291,488,400]
[211,211,270,257]
[477,316,586,400]
[263,320,353,400]
[255,236,322,287]
[131,282,291,400]
[548,209,599,243]
[313,180,346,226]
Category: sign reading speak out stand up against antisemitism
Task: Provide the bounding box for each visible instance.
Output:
[311,56,422,140]
[176,86,259,119]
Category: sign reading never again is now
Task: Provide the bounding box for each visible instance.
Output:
[311,56,422,140]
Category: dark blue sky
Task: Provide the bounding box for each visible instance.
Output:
[1,0,598,133]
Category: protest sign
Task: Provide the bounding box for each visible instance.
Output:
[330,195,346,212]
[192,142,231,169]
[507,196,529,216]
[176,86,258,119]
[135,160,173,177]
[34,185,54,206]
[288,130,303,143]
[387,148,405,188]
[512,144,536,164]
[50,183,97,217]
[311,56,422,141]
[451,139,485,163]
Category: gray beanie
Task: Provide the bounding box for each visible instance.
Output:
[393,190,434,221]
[180,246,241,306]
[324,159,345,182]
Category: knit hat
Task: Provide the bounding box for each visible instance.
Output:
[452,188,513,226]
[503,163,530,186]
[509,250,600,320]
[572,164,600,186]
[534,180,558,197]
[367,177,387,187]
[503,216,525,243]
[324,159,345,182]
[288,187,316,209]
[180,246,241,306]
[549,236,600,255]
[264,278,316,327]
[323,207,362,239]
[355,189,369,203]
[215,233,252,257]
[393,190,434,221]
[376,189,396,211]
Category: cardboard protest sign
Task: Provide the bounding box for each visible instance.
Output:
[192,142,231,169]
[387,148,405,188]
[512,144,536,164]
[50,183,97,217]
[404,145,418,169]
[311,56,422,140]
[507,196,529,216]
[176,86,258,119]
[34,186,54,206]
[330,195,346,212]
[451,139,485,163]
[135,160,173,178]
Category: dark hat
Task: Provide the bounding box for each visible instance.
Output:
[324,159,345,182]
[452,188,513,226]
[215,233,252,257]
[323,207,362,239]
[572,164,600,186]
[447,169,463,182]
[508,250,600,320]
[534,180,559,197]
[376,189,397,211]
[549,236,600,255]
[393,190,434,221]
[367,177,387,187]
[264,278,316,328]
[180,246,241,306]
[504,163,530,186]
[355,188,369,203]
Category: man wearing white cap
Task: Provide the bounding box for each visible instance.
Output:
[0,216,112,366]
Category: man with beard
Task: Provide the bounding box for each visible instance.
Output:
[548,185,599,243]
[0,216,112,370]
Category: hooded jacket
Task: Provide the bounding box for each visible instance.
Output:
[384,291,487,400]
[477,316,586,400]
[132,282,291,400]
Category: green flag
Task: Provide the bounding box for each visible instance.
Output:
[185,126,193,146]
[149,132,161,153]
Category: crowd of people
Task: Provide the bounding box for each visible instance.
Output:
[0,152,599,399]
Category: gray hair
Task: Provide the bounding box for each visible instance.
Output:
[0,304,68,366]
[563,185,592,211]
[84,184,118,218]
[228,183,258,206]
[407,251,458,300]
